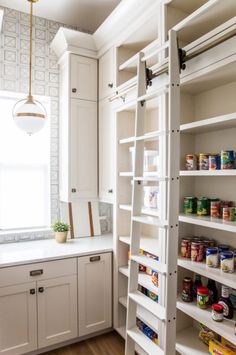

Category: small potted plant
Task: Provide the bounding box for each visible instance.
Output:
[52,221,70,243]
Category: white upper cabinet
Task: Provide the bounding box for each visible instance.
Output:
[37,275,78,348]
[0,282,37,355]
[99,47,115,100]
[78,253,112,337]
[71,54,97,101]
[70,99,97,200]
[99,98,115,203]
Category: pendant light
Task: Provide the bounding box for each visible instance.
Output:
[13,0,47,135]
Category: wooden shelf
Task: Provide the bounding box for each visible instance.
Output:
[180,170,236,176]
[129,290,165,321]
[177,295,236,345]
[178,257,236,289]
[119,265,159,295]
[119,130,167,145]
[119,204,159,217]
[180,112,236,134]
[133,215,167,227]
[119,235,159,255]
[179,213,236,233]
[176,326,208,355]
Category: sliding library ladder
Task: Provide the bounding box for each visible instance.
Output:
[125,30,180,355]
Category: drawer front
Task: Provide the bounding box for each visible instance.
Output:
[0,258,77,287]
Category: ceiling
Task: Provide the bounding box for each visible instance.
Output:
[0,0,121,33]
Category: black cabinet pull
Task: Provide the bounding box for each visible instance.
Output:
[71,188,77,193]
[108,189,113,193]
[30,269,43,277]
[90,256,101,262]
[108,83,113,88]
[30,289,35,295]
[72,88,77,93]
[38,287,44,293]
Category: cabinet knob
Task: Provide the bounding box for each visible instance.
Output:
[108,189,113,193]
[108,83,113,88]
[30,289,36,295]
[38,287,44,293]
[71,188,77,193]
[72,88,77,93]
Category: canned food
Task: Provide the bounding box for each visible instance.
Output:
[197,197,210,216]
[204,240,215,249]
[222,207,235,221]
[230,207,236,221]
[221,150,235,169]
[191,242,204,262]
[221,251,234,273]
[209,155,221,170]
[206,247,219,268]
[184,197,197,214]
[185,154,197,171]
[218,244,230,253]
[199,153,209,170]
[181,238,192,258]
[210,200,221,218]
[182,277,193,302]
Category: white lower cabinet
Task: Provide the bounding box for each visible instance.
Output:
[0,282,37,355]
[37,275,78,348]
[78,253,112,336]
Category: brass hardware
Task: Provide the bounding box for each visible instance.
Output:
[72,88,77,93]
[30,269,43,276]
[90,256,101,262]
[38,287,44,293]
[30,289,36,295]
[15,112,46,118]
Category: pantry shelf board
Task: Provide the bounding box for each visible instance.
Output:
[134,176,167,182]
[177,295,236,345]
[119,204,159,217]
[118,265,159,295]
[119,295,159,333]
[131,255,166,275]
[180,170,236,176]
[179,213,236,233]
[176,326,208,355]
[180,112,236,134]
[133,215,167,228]
[119,172,133,177]
[119,136,135,144]
[178,257,236,289]
[127,327,164,355]
[119,235,160,255]
[119,53,139,72]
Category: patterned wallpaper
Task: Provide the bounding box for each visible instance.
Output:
[0,6,112,243]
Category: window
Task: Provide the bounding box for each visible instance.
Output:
[0,92,51,230]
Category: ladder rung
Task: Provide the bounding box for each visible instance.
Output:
[131,255,167,274]
[132,215,167,228]
[141,41,169,62]
[119,266,159,295]
[129,290,165,321]
[137,86,168,103]
[127,327,164,355]
[134,176,167,182]
[136,130,168,141]
[119,136,135,144]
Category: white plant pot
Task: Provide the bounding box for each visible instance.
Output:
[55,231,67,243]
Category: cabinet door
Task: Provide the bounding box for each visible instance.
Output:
[78,253,112,337]
[99,99,115,202]
[0,282,37,355]
[99,47,115,100]
[71,54,97,101]
[70,99,97,200]
[37,275,78,348]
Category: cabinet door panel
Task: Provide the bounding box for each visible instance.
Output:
[78,253,112,336]
[70,99,97,199]
[71,55,97,101]
[0,282,37,355]
[37,275,78,348]
[99,99,115,202]
[99,48,115,100]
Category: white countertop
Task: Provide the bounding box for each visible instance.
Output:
[0,234,113,268]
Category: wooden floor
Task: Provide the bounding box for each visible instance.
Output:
[44,332,125,355]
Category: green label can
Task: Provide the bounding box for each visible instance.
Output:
[184,197,197,214]
[197,197,210,216]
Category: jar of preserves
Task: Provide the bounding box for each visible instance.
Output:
[181,277,193,302]
[197,286,209,309]
[212,304,224,322]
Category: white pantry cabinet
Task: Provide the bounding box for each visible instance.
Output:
[99,47,115,100]
[37,275,78,348]
[78,252,112,336]
[99,98,115,203]
[71,54,97,102]
[0,282,37,355]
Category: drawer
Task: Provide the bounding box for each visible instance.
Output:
[0,258,77,287]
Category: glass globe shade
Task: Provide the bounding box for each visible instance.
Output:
[13,96,47,135]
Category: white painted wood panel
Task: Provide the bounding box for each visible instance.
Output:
[99,47,115,100]
[71,54,97,101]
[37,275,78,348]
[70,99,98,200]
[99,98,115,202]
[0,282,37,355]
[78,252,112,336]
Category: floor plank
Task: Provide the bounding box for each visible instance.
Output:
[43,332,125,355]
